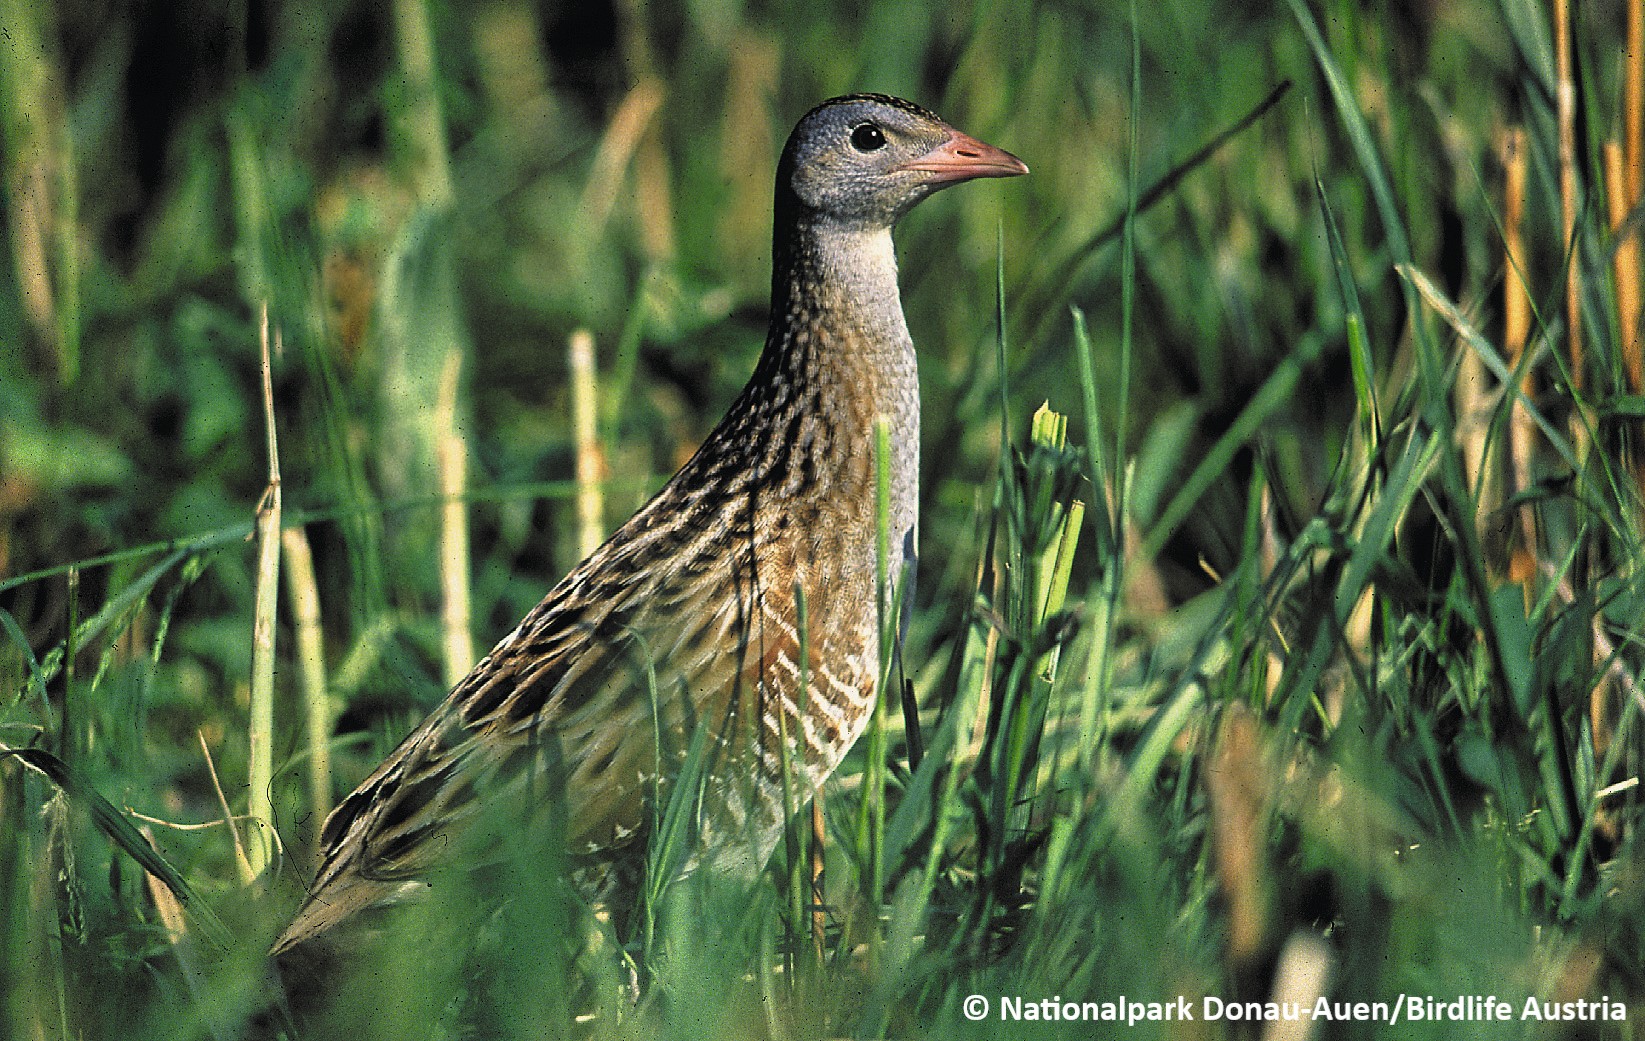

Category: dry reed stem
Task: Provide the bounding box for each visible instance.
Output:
[0,7,69,375]
[280,526,334,837]
[1606,143,1643,393]
[139,826,188,945]
[1503,130,1533,356]
[571,329,605,558]
[1502,129,1540,578]
[10,152,55,342]
[200,732,256,886]
[811,800,826,958]
[580,81,665,231]
[1628,0,1643,203]
[437,351,475,682]
[612,3,677,259]
[1555,0,1583,391]
[1456,339,1493,522]
[1205,706,1272,968]
[634,120,678,262]
[247,305,281,879]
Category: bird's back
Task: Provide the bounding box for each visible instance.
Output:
[274,365,892,954]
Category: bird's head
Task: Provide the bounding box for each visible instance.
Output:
[777,94,1027,231]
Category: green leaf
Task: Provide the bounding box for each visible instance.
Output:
[1,744,231,947]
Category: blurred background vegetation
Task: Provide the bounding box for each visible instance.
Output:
[2,0,1644,1037]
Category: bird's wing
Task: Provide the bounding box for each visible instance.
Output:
[274,478,802,953]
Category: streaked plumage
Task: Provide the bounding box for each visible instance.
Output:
[274,94,1025,956]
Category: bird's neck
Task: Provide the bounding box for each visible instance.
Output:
[767,217,917,423]
[761,215,921,549]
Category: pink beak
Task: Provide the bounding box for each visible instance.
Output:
[895,128,1029,184]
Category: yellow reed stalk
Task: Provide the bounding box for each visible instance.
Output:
[0,2,79,380]
[247,306,280,878]
[1628,0,1643,203]
[1555,0,1583,390]
[1456,337,1493,529]
[1606,143,1643,393]
[1504,131,1532,358]
[579,81,665,232]
[280,526,334,836]
[436,351,475,682]
[199,732,256,885]
[571,329,605,558]
[810,799,826,958]
[1205,706,1272,969]
[1502,129,1539,580]
[612,0,674,262]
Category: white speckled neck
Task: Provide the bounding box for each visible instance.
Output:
[775,218,921,588]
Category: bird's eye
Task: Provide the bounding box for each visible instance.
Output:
[850,123,887,152]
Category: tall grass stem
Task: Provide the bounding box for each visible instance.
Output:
[437,352,475,681]
[571,329,605,558]
[1604,143,1642,394]
[247,306,281,879]
[1554,0,1583,390]
[281,527,334,837]
[1629,0,1643,203]
[391,0,453,205]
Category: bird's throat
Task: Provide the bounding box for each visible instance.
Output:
[769,220,918,426]
[766,220,920,546]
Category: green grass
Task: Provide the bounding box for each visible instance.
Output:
[3,0,1644,1038]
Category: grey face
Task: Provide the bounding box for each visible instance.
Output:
[780,95,1029,231]
[784,97,956,228]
